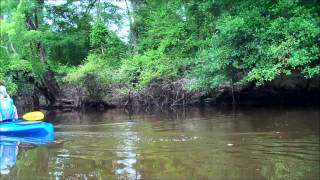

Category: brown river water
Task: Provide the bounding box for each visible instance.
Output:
[0,107,319,180]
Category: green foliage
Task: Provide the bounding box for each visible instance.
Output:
[65,54,117,96]
[90,22,109,53]
[0,0,51,94]
[0,53,33,95]
[118,49,178,88]
[188,0,320,90]
[116,0,210,89]
[0,0,126,96]
[1,0,319,98]
[90,21,127,60]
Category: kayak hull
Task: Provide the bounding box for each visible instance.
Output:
[0,120,54,136]
[0,134,54,145]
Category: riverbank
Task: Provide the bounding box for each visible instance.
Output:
[14,74,320,111]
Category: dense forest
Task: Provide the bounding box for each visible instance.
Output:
[0,0,319,108]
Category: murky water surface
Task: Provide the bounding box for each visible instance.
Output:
[1,107,319,179]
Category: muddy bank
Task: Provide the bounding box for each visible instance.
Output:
[14,75,320,110]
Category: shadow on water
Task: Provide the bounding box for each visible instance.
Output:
[2,107,320,179]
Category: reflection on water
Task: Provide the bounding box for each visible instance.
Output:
[0,140,18,175]
[1,107,320,179]
[114,123,141,179]
[0,134,54,177]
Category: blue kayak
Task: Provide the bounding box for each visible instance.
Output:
[0,120,54,136]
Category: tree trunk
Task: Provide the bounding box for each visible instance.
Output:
[25,0,62,106]
[38,71,61,104]
[228,64,237,108]
[38,43,46,64]
[231,77,236,108]
[126,0,139,53]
